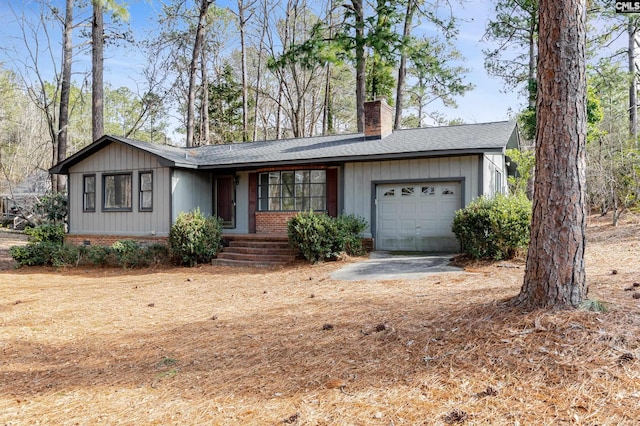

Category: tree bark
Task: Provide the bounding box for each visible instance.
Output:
[527,9,537,109]
[92,0,105,142]
[186,0,211,147]
[516,0,587,309]
[629,21,638,145]
[252,0,269,142]
[353,0,365,133]
[394,0,414,130]
[200,44,210,145]
[322,0,334,136]
[322,64,333,135]
[56,0,73,193]
[237,0,251,142]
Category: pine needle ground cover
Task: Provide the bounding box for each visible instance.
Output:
[1,215,639,425]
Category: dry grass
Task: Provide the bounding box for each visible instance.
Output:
[1,215,640,425]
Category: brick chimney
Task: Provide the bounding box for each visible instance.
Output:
[364,98,393,139]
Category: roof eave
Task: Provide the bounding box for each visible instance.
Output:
[49,135,114,175]
[49,135,185,174]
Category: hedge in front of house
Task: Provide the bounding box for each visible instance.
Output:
[10,239,170,269]
[287,211,368,263]
[451,193,532,260]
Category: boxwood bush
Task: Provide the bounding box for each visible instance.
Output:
[451,194,532,260]
[24,223,65,244]
[10,240,85,268]
[287,211,368,263]
[11,223,74,267]
[169,208,223,266]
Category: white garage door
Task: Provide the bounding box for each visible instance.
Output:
[376,182,461,252]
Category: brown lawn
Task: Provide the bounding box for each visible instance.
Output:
[1,216,639,425]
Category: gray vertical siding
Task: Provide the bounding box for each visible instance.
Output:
[483,153,507,196]
[68,142,172,236]
[343,156,480,237]
[171,169,212,220]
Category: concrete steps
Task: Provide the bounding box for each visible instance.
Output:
[213,234,300,267]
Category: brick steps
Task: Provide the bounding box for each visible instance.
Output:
[213,234,299,267]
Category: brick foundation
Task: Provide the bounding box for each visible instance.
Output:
[255,211,299,234]
[65,234,168,247]
[362,237,374,253]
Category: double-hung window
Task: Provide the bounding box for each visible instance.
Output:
[103,173,132,211]
[258,170,326,211]
[83,174,96,212]
[495,170,503,195]
[139,171,153,211]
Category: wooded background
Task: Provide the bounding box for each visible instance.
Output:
[0,0,637,221]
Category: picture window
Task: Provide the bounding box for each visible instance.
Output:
[103,173,132,211]
[258,170,326,211]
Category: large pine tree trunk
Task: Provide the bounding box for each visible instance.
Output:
[394,0,414,130]
[516,0,587,309]
[629,21,638,144]
[527,10,537,109]
[238,0,249,142]
[252,0,269,142]
[186,0,211,147]
[56,0,73,193]
[353,0,365,133]
[92,0,104,142]
[200,44,210,145]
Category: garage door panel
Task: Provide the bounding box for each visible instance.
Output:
[398,202,417,216]
[418,203,437,216]
[399,220,417,232]
[416,219,437,233]
[379,218,399,232]
[379,202,397,214]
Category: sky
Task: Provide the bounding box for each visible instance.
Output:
[0,0,525,133]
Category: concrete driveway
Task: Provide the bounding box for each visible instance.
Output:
[331,251,463,281]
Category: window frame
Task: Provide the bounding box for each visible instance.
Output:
[258,169,327,212]
[495,169,503,195]
[138,170,153,212]
[102,172,133,212]
[83,174,96,212]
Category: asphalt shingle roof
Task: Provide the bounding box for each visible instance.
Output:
[51,121,518,174]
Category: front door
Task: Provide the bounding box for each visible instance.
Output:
[215,176,235,228]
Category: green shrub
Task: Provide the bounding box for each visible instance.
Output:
[34,192,68,224]
[9,242,83,268]
[87,245,114,266]
[288,211,339,263]
[9,236,169,269]
[287,211,368,263]
[112,240,145,268]
[24,223,65,244]
[451,194,532,260]
[335,214,368,256]
[10,244,45,267]
[51,244,85,267]
[145,243,171,265]
[169,209,223,266]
